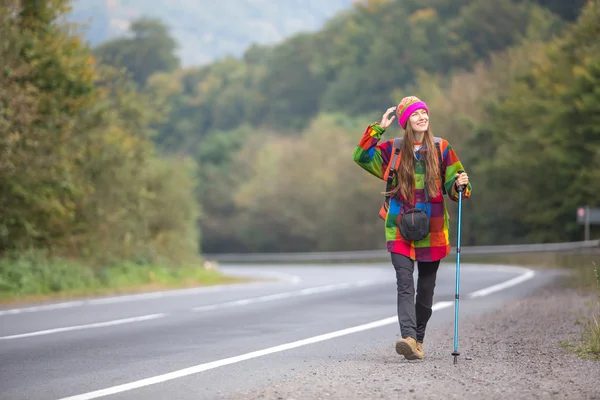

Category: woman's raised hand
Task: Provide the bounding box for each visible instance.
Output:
[379,106,397,129]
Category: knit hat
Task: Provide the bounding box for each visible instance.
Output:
[396,96,429,129]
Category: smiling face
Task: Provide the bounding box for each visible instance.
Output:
[408,108,429,133]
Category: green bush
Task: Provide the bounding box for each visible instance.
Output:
[576,262,600,359]
[0,249,99,296]
[0,249,242,302]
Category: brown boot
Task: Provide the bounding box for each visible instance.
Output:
[416,342,425,358]
[395,337,423,360]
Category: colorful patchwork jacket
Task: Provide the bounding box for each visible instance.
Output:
[353,123,472,262]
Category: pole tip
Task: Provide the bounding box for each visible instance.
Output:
[452,351,460,365]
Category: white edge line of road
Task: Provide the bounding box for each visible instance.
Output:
[0,280,380,341]
[55,267,536,400]
[468,269,536,298]
[0,263,528,317]
[191,280,377,312]
[0,314,166,340]
[57,303,455,400]
[0,272,303,317]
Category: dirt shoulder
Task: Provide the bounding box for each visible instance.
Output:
[228,276,600,400]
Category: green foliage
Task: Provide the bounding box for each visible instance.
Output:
[2,0,595,267]
[198,114,383,253]
[0,249,97,295]
[0,0,96,252]
[144,0,569,160]
[577,307,600,360]
[93,17,180,88]
[526,0,590,21]
[70,0,587,68]
[183,0,581,252]
[62,65,201,265]
[0,0,202,275]
[467,1,600,244]
[260,34,328,131]
[130,0,586,254]
[195,125,260,253]
[445,0,539,63]
[139,157,201,266]
[69,0,357,66]
[0,249,239,301]
[563,260,600,360]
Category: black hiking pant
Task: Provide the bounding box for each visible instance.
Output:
[391,252,440,343]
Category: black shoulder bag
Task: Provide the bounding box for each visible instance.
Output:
[399,163,431,242]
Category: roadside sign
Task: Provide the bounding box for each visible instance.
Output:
[576,206,600,224]
[576,206,600,241]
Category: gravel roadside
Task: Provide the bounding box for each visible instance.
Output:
[227,276,600,400]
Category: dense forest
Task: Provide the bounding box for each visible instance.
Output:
[0,0,205,297]
[1,0,598,282]
[67,0,356,66]
[100,0,593,253]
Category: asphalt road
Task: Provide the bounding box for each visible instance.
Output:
[0,262,556,400]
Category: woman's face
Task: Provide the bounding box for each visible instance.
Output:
[408,108,429,133]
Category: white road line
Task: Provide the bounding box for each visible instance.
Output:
[53,267,535,400]
[0,267,534,342]
[468,269,535,298]
[57,301,453,400]
[192,280,380,312]
[0,265,531,317]
[0,273,301,317]
[0,281,380,341]
[0,314,165,340]
[0,301,86,316]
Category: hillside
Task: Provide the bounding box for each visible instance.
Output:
[67,0,356,66]
[3,0,598,310]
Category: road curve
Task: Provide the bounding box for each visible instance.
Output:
[0,262,557,400]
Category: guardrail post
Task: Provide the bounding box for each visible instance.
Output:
[585,205,590,242]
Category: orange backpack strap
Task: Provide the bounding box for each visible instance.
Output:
[385,138,403,187]
[433,137,446,195]
[379,138,403,220]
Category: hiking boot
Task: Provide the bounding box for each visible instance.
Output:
[395,337,423,360]
[416,342,425,358]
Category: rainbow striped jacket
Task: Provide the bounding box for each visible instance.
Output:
[353,123,472,262]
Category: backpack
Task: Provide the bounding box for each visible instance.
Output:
[378,137,446,221]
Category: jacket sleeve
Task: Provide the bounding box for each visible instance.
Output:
[442,140,472,202]
[352,123,393,181]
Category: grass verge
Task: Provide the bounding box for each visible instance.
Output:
[0,250,249,306]
[572,261,600,360]
[461,251,600,361]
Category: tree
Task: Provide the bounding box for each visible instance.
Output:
[526,0,589,21]
[467,1,600,243]
[0,0,201,265]
[93,17,180,88]
[0,0,96,252]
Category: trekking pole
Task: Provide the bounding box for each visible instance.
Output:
[452,170,465,365]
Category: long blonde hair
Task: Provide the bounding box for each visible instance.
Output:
[387,123,440,204]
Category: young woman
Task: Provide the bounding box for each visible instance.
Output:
[353,96,471,360]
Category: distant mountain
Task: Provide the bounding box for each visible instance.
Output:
[67,0,357,66]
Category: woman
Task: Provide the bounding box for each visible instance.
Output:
[353,96,471,360]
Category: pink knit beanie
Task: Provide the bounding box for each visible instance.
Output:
[396,96,429,129]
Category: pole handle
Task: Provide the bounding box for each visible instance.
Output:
[456,169,466,193]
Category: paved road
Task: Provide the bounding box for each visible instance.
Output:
[0,262,555,400]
